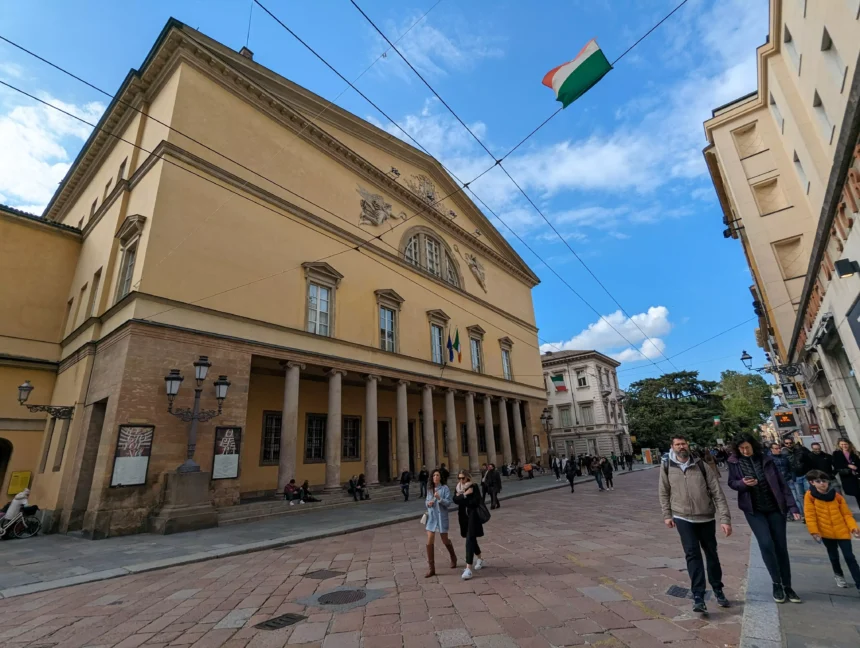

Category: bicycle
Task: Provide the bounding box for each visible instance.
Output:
[0,505,41,539]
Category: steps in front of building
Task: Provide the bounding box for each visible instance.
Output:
[217,483,411,527]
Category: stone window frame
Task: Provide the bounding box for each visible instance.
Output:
[460,422,469,456]
[427,309,450,364]
[499,336,514,381]
[342,415,362,462]
[399,225,461,288]
[579,402,595,426]
[467,325,486,374]
[558,405,573,428]
[304,412,327,463]
[114,214,146,304]
[375,289,405,353]
[303,262,343,337]
[575,367,589,388]
[260,410,282,466]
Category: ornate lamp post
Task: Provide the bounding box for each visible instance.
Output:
[164,356,230,473]
[17,381,74,419]
[740,350,803,377]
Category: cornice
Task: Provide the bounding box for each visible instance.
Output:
[0,354,59,372]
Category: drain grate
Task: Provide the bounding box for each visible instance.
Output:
[666,586,710,600]
[318,589,366,605]
[255,613,307,630]
[303,569,343,580]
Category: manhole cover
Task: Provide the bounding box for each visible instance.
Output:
[318,590,366,605]
[304,569,343,580]
[666,586,710,600]
[255,613,307,630]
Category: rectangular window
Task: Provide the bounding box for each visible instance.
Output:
[769,94,785,133]
[342,416,361,460]
[431,324,444,364]
[813,91,834,143]
[493,425,501,451]
[442,422,448,456]
[305,414,326,461]
[783,25,800,73]
[425,238,441,276]
[478,425,487,453]
[307,283,331,336]
[379,306,396,352]
[470,338,483,373]
[501,349,512,380]
[104,178,113,200]
[559,406,573,427]
[77,217,84,230]
[576,369,588,388]
[793,152,810,194]
[117,242,137,300]
[90,198,98,218]
[117,158,128,182]
[72,283,87,330]
[821,28,846,91]
[580,404,594,425]
[461,423,469,455]
[88,268,102,317]
[261,411,281,465]
[62,298,74,335]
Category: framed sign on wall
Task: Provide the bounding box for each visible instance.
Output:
[110,425,154,487]
[212,426,242,480]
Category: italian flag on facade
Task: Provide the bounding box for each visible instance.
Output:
[542,39,612,108]
[551,375,567,392]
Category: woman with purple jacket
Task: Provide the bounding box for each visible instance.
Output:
[727,433,801,605]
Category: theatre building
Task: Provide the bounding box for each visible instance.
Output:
[0,19,548,537]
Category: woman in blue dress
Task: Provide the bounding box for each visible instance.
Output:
[425,468,458,577]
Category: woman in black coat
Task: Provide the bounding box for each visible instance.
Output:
[833,438,860,509]
[452,469,484,581]
[601,458,614,491]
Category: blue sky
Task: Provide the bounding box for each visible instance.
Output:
[0,0,772,385]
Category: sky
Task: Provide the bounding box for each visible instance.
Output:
[0,0,772,386]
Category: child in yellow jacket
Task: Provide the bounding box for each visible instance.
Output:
[805,470,860,591]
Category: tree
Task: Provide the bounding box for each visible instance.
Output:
[716,370,773,438]
[627,371,723,451]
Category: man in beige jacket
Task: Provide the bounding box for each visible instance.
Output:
[659,435,732,614]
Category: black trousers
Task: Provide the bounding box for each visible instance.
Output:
[419,482,427,497]
[675,519,724,597]
[744,510,792,587]
[481,484,488,502]
[401,484,409,500]
[822,538,860,585]
[466,536,482,564]
[605,475,613,488]
[567,475,575,492]
[489,489,500,508]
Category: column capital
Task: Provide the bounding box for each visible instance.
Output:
[446,387,458,395]
[365,373,382,382]
[326,368,347,378]
[286,361,306,370]
[397,379,411,387]
[465,391,476,398]
[423,384,436,392]
[498,396,508,402]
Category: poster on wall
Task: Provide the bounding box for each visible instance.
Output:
[7,471,31,496]
[110,425,154,487]
[212,426,242,480]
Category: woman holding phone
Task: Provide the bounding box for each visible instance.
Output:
[453,469,485,580]
[727,433,801,604]
[424,469,457,577]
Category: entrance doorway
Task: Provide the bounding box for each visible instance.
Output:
[407,421,416,475]
[0,438,12,496]
[378,419,391,483]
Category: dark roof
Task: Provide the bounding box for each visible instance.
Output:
[1,204,81,234]
[541,349,620,367]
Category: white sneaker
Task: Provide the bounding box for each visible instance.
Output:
[461,568,472,580]
[299,500,304,504]
[290,501,295,506]
[474,558,484,571]
[835,575,848,588]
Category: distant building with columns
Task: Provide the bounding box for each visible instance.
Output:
[0,19,547,538]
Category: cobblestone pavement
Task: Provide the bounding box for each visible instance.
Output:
[0,467,651,597]
[0,468,753,648]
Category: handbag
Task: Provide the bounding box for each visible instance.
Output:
[420,513,427,525]
[476,499,491,524]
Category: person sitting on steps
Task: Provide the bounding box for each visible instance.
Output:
[300,480,320,503]
[284,479,302,506]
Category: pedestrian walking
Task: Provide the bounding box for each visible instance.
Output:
[611,452,619,471]
[424,469,458,577]
[833,438,860,510]
[564,456,576,493]
[659,435,732,614]
[727,433,801,604]
[480,463,489,503]
[627,452,634,471]
[806,442,834,479]
[439,463,450,485]
[602,457,614,490]
[803,469,860,591]
[418,466,429,498]
[553,457,561,482]
[400,467,411,501]
[486,463,502,509]
[782,437,808,519]
[453,470,485,581]
[592,457,605,491]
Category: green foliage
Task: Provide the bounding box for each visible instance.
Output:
[716,370,773,437]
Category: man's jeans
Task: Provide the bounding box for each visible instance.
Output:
[788,477,806,516]
[675,519,724,597]
[594,472,604,490]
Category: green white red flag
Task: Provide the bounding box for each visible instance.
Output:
[542,39,612,108]
[550,375,567,392]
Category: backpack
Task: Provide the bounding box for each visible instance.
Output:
[663,459,711,496]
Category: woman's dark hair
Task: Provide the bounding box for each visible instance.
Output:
[731,433,763,457]
[431,469,441,481]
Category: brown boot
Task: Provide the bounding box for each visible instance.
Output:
[444,540,458,568]
[425,545,435,578]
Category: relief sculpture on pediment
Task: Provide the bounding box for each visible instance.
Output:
[454,244,487,293]
[357,186,406,226]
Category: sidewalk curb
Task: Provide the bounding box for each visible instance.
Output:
[0,465,655,600]
[739,533,782,648]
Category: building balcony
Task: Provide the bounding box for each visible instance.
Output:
[550,423,627,435]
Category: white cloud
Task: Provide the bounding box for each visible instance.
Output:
[0,95,104,213]
[540,306,672,363]
[0,62,24,78]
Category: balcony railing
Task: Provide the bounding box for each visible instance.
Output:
[551,423,626,434]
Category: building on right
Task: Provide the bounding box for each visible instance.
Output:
[703,0,860,450]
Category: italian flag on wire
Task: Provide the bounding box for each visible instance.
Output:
[551,375,567,392]
[542,39,612,108]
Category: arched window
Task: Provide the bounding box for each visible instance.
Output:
[401,228,460,288]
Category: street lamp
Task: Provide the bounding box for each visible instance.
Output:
[739,350,803,378]
[540,408,553,434]
[740,350,753,370]
[16,380,74,419]
[165,356,231,473]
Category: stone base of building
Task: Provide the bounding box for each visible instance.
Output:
[148,471,219,535]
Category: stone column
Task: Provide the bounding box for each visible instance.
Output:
[324,369,346,490]
[498,397,513,465]
[465,392,480,473]
[278,361,304,494]
[422,385,436,470]
[483,394,497,466]
[365,374,380,485]
[396,380,410,475]
[512,399,527,463]
[445,388,459,475]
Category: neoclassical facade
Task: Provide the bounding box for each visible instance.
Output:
[0,19,547,537]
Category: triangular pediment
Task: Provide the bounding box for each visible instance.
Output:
[466,324,486,337]
[374,288,405,304]
[116,214,147,241]
[302,261,343,285]
[426,309,450,323]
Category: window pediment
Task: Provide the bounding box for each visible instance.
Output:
[466,325,486,339]
[426,309,450,325]
[375,288,405,310]
[498,336,514,349]
[116,214,146,243]
[302,261,343,288]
